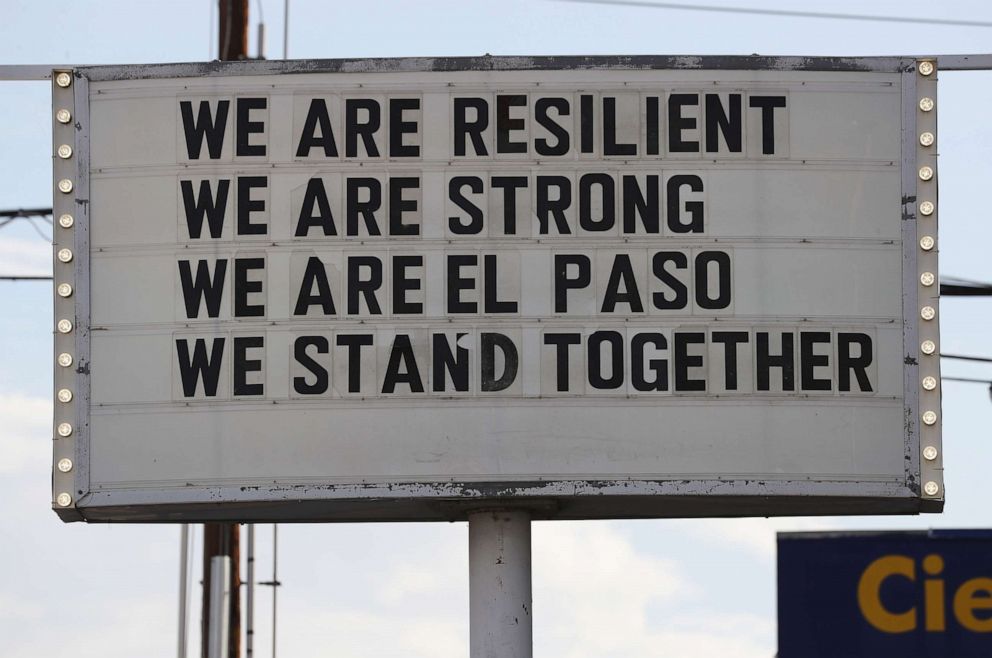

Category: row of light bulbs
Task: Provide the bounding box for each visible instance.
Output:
[917,60,940,499]
[54,71,75,509]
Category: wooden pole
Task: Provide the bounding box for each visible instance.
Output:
[218,0,249,61]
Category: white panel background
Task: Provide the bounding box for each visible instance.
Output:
[77,67,915,506]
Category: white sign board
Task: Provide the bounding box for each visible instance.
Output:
[51,56,942,522]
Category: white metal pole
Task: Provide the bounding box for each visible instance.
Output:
[208,555,232,658]
[282,0,289,59]
[272,524,278,658]
[469,510,533,658]
[178,523,189,658]
[247,524,255,658]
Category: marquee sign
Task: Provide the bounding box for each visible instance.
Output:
[50,56,942,521]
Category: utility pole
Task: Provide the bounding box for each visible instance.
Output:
[218,0,249,62]
[202,7,247,657]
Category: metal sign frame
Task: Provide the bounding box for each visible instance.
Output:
[50,55,943,522]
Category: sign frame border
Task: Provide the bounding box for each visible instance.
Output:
[52,55,940,522]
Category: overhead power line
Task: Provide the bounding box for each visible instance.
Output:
[942,353,992,364]
[553,0,992,28]
[0,207,52,219]
[942,376,992,401]
[4,217,51,240]
[941,277,992,297]
[943,376,992,384]
[0,210,53,241]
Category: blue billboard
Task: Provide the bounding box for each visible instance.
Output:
[778,530,992,657]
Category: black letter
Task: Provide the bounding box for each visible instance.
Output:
[295,98,338,157]
[454,97,489,156]
[704,93,742,153]
[496,94,527,154]
[448,176,484,235]
[294,257,335,316]
[293,336,329,394]
[233,336,264,396]
[667,175,704,233]
[694,251,731,309]
[838,333,873,392]
[622,175,659,234]
[393,255,423,314]
[234,258,265,317]
[603,97,636,156]
[602,254,644,313]
[432,333,469,392]
[491,176,528,235]
[801,331,832,391]
[579,173,615,232]
[178,259,227,318]
[346,178,382,236]
[336,334,373,392]
[236,97,266,157]
[389,97,420,157]
[535,97,570,156]
[646,96,660,155]
[544,333,581,392]
[588,330,624,389]
[536,176,572,234]
[176,337,225,397]
[345,98,381,157]
[347,256,383,315]
[481,333,518,391]
[181,179,230,239]
[382,334,424,393]
[652,251,688,310]
[668,94,699,153]
[180,100,229,160]
[389,177,420,236]
[237,176,268,235]
[711,331,749,390]
[447,255,477,313]
[674,332,706,391]
[484,254,517,314]
[554,254,591,313]
[580,94,594,153]
[295,177,337,237]
[632,333,668,391]
[757,332,795,391]
[749,95,787,155]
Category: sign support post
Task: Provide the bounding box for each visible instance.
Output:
[207,555,232,658]
[469,510,533,658]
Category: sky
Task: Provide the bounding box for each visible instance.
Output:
[2,1,992,657]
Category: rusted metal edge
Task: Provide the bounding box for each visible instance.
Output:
[0,65,69,81]
[62,478,933,523]
[70,487,930,523]
[3,55,991,81]
[900,68,921,496]
[75,55,917,81]
[935,53,992,70]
